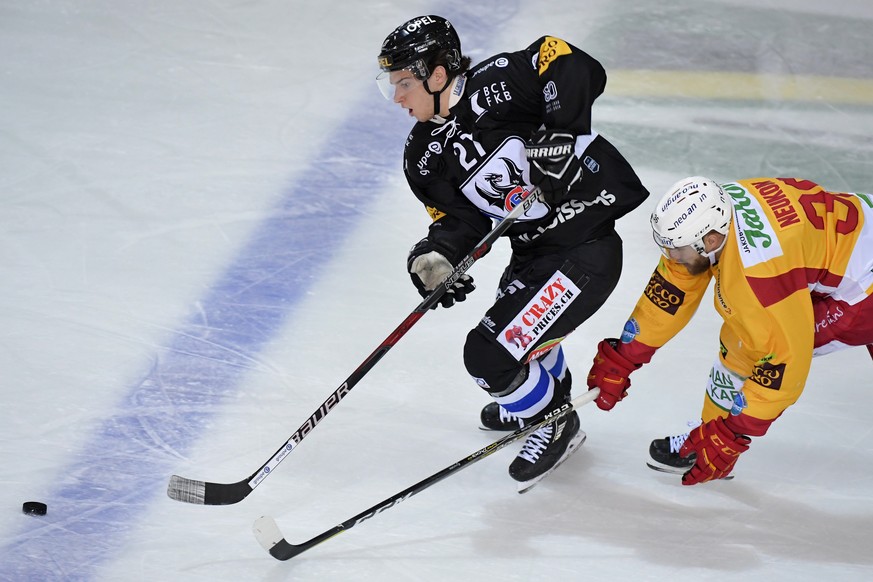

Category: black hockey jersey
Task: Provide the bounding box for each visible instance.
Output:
[402,36,648,264]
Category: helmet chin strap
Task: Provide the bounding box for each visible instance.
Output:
[424,75,465,124]
[705,235,728,265]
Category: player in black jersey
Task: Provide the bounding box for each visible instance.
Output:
[377,15,649,490]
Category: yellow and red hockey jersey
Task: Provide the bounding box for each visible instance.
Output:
[621,178,873,435]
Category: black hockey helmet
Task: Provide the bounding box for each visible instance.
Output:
[378,15,462,81]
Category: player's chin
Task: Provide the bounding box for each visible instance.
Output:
[684,262,709,276]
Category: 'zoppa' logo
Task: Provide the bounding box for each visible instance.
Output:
[475,157,528,211]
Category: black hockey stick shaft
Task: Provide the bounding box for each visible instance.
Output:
[167,188,541,505]
[253,388,599,560]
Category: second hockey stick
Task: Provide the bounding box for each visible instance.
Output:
[167,187,541,505]
[253,388,599,560]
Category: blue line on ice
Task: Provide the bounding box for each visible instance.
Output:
[0,90,406,580]
[0,5,508,578]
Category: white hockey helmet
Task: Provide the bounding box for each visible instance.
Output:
[650,176,732,257]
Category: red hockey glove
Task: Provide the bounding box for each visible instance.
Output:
[586,339,640,411]
[680,417,751,486]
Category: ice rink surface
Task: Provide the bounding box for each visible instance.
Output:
[1,0,872,580]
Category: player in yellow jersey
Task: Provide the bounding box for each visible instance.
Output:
[586,176,873,485]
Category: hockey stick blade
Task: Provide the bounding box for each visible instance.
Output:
[168,188,542,506]
[253,388,598,560]
[167,474,252,506]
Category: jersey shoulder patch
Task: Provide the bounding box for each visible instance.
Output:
[537,36,572,75]
[426,205,446,222]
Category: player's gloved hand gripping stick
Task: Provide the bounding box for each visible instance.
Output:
[167,187,542,506]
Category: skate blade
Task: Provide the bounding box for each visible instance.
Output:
[646,462,688,475]
[646,462,734,480]
[516,431,587,494]
[479,422,522,432]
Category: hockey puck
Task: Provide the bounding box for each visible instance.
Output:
[22,501,47,516]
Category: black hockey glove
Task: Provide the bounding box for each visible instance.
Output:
[407,238,476,309]
[525,129,583,205]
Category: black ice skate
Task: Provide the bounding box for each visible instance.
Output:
[509,411,585,493]
[482,371,574,431]
[479,402,524,431]
[647,432,696,475]
[647,421,734,480]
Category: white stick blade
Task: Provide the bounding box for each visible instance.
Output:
[253,516,284,552]
[167,475,206,504]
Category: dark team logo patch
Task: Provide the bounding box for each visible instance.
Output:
[751,361,786,390]
[474,157,527,211]
[461,136,550,221]
[644,270,685,315]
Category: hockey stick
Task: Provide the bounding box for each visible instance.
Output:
[253,388,599,560]
[167,188,541,505]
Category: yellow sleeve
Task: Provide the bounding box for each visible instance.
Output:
[625,257,713,350]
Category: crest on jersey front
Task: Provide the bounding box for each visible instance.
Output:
[460,136,549,220]
[475,157,529,212]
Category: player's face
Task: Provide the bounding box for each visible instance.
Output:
[385,70,433,122]
[662,245,710,275]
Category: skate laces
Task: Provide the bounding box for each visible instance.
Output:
[517,424,555,463]
[499,406,522,427]
[669,420,703,453]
